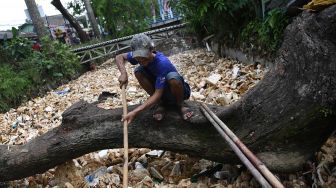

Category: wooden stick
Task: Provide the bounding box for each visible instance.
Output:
[121,85,128,188]
[200,106,272,188]
[201,103,284,188]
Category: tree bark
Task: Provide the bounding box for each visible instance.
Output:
[1,5,336,182]
[51,0,89,43]
[24,0,49,39]
[83,0,101,39]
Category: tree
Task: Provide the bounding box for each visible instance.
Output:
[174,0,259,42]
[24,0,49,39]
[51,0,89,42]
[91,0,151,38]
[83,0,101,38]
[0,5,335,182]
[67,0,151,38]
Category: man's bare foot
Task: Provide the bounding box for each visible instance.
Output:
[181,106,193,120]
[153,105,165,121]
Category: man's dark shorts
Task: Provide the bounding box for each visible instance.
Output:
[134,66,191,105]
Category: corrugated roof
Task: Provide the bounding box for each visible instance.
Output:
[0,31,13,39]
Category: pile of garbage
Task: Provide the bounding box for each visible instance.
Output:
[1,49,335,187]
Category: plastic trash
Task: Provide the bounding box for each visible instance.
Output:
[54,87,70,96]
[45,106,53,112]
[170,161,181,177]
[12,121,18,129]
[232,66,240,79]
[98,91,118,102]
[135,162,145,169]
[149,167,164,181]
[107,166,113,173]
[191,163,223,182]
[11,116,24,129]
[137,154,148,165]
[145,150,164,158]
[214,170,230,179]
[98,149,109,159]
[85,166,107,186]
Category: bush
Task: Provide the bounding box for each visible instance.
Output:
[0,36,82,112]
[3,37,33,62]
[175,0,289,54]
[241,9,289,52]
[0,46,11,64]
[22,37,81,85]
[174,0,255,42]
[0,65,30,111]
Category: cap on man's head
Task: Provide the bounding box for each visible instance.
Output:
[130,33,154,58]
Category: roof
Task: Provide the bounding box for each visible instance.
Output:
[0,31,13,40]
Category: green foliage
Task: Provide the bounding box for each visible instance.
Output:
[0,65,30,111]
[241,9,288,52]
[175,0,289,53]
[91,0,151,38]
[320,108,334,118]
[0,46,11,64]
[3,37,33,62]
[174,0,254,41]
[11,27,19,38]
[67,0,85,15]
[22,37,81,84]
[0,36,81,112]
[67,0,151,38]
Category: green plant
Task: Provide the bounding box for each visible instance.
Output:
[175,0,289,53]
[174,0,255,43]
[0,65,30,111]
[258,9,288,51]
[0,46,11,64]
[0,36,82,112]
[23,37,81,84]
[320,108,334,118]
[4,37,33,62]
[67,0,151,38]
[93,0,151,38]
[241,8,288,53]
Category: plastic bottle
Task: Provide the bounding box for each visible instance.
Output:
[85,166,107,185]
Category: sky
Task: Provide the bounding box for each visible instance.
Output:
[0,0,73,31]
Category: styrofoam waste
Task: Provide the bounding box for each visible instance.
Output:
[146,150,164,157]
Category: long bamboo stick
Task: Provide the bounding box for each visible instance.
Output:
[201,103,284,188]
[121,85,128,188]
[200,107,272,188]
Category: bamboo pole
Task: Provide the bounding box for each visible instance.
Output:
[200,107,272,188]
[201,103,284,188]
[121,85,128,188]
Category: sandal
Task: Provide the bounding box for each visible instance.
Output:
[180,106,193,121]
[153,105,165,121]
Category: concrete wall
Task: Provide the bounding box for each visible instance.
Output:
[208,40,274,69]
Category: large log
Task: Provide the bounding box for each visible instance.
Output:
[1,5,336,182]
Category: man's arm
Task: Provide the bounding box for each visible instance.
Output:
[134,88,163,114]
[115,53,129,88]
[122,89,164,124]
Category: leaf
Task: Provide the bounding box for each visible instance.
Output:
[53,73,63,77]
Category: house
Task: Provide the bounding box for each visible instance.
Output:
[17,14,73,40]
[18,22,38,38]
[0,31,13,40]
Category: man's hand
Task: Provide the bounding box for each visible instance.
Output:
[121,110,137,124]
[118,74,128,89]
[115,53,128,88]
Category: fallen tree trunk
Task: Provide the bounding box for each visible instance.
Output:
[1,5,336,182]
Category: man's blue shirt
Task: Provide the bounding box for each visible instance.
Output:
[127,51,178,89]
